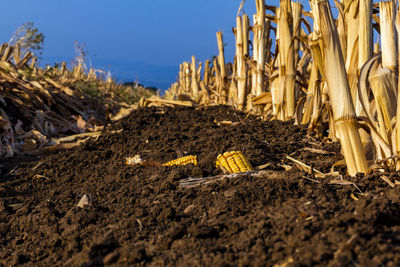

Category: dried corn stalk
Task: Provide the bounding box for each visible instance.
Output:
[313,0,368,175]
[217,32,228,103]
[253,0,266,96]
[359,0,373,70]
[235,15,248,109]
[191,56,200,96]
[380,1,397,71]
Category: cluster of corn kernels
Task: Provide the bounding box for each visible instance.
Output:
[163,155,198,166]
[216,151,253,173]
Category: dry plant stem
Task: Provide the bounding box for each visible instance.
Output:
[254,0,266,96]
[310,79,322,129]
[315,0,368,175]
[236,16,247,109]
[278,0,297,119]
[217,32,227,101]
[197,62,202,83]
[273,14,283,118]
[341,0,364,119]
[286,155,324,177]
[396,7,400,169]
[378,1,398,108]
[178,64,184,94]
[179,170,283,188]
[368,65,397,150]
[358,55,394,159]
[1,45,13,62]
[380,1,397,71]
[250,60,257,96]
[216,32,226,78]
[374,2,398,159]
[291,2,303,65]
[301,62,318,124]
[270,73,282,116]
[242,14,250,99]
[242,15,250,56]
[184,62,190,93]
[199,81,210,102]
[359,0,372,70]
[191,56,199,96]
[334,1,346,59]
[204,59,210,86]
[344,0,359,72]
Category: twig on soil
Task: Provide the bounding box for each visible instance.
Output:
[380,175,395,188]
[8,203,24,210]
[328,179,364,195]
[52,129,123,143]
[32,174,50,182]
[136,218,143,232]
[303,147,335,155]
[7,166,18,175]
[179,170,282,188]
[254,162,272,170]
[32,161,45,170]
[286,155,325,178]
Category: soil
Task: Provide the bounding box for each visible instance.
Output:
[1,105,400,266]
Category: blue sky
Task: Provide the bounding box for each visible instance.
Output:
[1,0,277,89]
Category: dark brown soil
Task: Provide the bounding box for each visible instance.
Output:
[1,105,400,266]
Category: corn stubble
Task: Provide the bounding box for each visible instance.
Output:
[0,43,157,157]
[165,0,400,176]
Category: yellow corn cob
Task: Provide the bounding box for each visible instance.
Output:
[216,153,233,173]
[216,151,253,173]
[163,155,197,166]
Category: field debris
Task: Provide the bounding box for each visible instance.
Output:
[286,155,324,178]
[77,194,92,208]
[125,155,143,166]
[179,170,282,188]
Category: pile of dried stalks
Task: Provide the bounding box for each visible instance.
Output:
[165,0,400,176]
[0,43,155,158]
